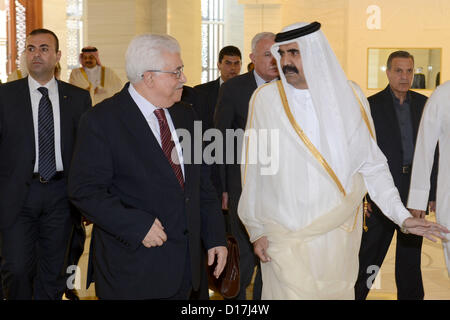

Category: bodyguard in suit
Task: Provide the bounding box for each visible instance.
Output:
[214,32,279,300]
[0,29,91,299]
[355,51,437,300]
[68,34,227,300]
[195,46,242,131]
[195,46,242,199]
[187,46,242,300]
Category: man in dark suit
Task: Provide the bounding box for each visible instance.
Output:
[184,46,242,300]
[0,29,91,300]
[68,33,227,300]
[214,32,279,300]
[194,46,243,213]
[195,46,242,131]
[355,51,437,300]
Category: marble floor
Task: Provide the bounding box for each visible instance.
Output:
[72,213,450,300]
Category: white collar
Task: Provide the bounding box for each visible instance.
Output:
[128,83,160,119]
[28,75,58,94]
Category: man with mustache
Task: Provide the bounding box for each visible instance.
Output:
[68,34,227,299]
[214,32,279,300]
[237,22,448,299]
[0,29,91,299]
[355,51,439,300]
[69,46,122,106]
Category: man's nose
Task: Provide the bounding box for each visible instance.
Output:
[180,71,187,83]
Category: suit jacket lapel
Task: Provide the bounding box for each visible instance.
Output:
[381,86,402,145]
[409,94,422,144]
[117,87,185,191]
[17,78,36,155]
[57,80,72,169]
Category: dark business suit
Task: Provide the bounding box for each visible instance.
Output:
[214,71,262,300]
[0,77,91,299]
[180,85,212,300]
[355,85,437,300]
[194,79,223,199]
[195,78,220,131]
[68,84,227,299]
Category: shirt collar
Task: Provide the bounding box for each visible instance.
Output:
[28,75,58,94]
[253,70,268,88]
[128,83,159,119]
[389,86,411,105]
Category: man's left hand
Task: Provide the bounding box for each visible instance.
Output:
[402,217,449,242]
[208,246,228,279]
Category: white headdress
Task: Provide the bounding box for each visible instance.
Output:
[271,22,366,191]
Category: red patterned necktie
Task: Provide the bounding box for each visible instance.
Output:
[154,108,184,189]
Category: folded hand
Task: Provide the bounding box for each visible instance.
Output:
[142,218,167,248]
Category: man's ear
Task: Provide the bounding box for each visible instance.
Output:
[249,52,255,64]
[56,50,62,63]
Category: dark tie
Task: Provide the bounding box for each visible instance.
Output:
[154,109,184,189]
[37,87,56,181]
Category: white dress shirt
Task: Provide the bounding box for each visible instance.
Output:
[128,84,185,178]
[253,70,276,88]
[28,75,64,173]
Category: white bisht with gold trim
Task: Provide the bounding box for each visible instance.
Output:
[237,22,412,300]
[69,66,123,106]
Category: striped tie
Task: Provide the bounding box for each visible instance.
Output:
[154,108,184,189]
[37,87,56,181]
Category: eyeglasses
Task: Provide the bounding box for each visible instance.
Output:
[145,67,184,79]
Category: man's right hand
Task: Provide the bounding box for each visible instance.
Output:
[409,209,426,219]
[222,192,229,210]
[142,218,167,248]
[253,236,271,263]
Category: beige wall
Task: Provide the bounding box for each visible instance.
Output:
[346,0,450,97]
[43,0,68,80]
[240,0,450,97]
[167,0,202,87]
[41,0,450,94]
[83,0,201,86]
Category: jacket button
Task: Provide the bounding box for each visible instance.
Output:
[185,197,189,203]
[183,229,189,235]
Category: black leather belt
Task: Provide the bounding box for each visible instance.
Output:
[401,165,412,174]
[32,171,65,184]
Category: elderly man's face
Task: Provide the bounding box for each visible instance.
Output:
[278,42,307,89]
[150,51,186,108]
[386,57,414,98]
[250,37,278,82]
[81,53,97,69]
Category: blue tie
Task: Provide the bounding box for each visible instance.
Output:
[37,87,56,181]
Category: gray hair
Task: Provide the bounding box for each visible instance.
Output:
[251,32,275,53]
[126,34,181,83]
[387,50,414,70]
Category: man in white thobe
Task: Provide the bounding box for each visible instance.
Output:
[408,81,450,277]
[69,46,122,105]
[237,22,449,300]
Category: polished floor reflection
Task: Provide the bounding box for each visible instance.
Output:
[72,213,450,300]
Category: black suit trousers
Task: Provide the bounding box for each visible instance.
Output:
[0,178,73,300]
[355,173,424,300]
